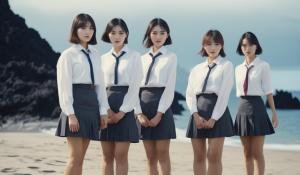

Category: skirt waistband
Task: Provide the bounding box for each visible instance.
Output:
[240,96,262,100]
[106,85,129,91]
[73,84,95,89]
[196,93,217,98]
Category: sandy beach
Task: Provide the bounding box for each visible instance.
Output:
[0,132,300,175]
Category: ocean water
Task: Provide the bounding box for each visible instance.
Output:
[174,91,300,151]
[1,90,298,151]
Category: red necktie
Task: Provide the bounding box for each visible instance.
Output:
[243,65,254,96]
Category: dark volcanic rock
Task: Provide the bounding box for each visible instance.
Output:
[0,0,60,124]
[171,92,186,115]
[267,90,300,109]
[0,0,186,125]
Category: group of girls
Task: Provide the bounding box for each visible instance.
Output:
[55,13,279,175]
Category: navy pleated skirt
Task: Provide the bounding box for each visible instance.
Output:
[234,96,275,136]
[55,84,101,141]
[139,87,176,140]
[186,93,234,138]
[99,86,139,143]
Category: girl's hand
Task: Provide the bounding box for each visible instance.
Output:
[137,114,150,127]
[107,109,117,124]
[272,113,279,128]
[100,115,108,129]
[113,111,125,124]
[68,114,79,132]
[193,113,205,129]
[204,118,216,129]
[149,112,163,127]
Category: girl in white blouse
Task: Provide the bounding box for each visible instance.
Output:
[136,18,176,175]
[234,32,278,175]
[99,18,142,175]
[186,30,234,175]
[55,14,108,175]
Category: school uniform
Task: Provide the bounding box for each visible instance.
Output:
[55,44,109,141]
[186,56,234,138]
[135,46,177,140]
[99,46,141,143]
[234,57,275,136]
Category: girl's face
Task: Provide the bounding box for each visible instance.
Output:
[241,38,257,57]
[150,25,168,49]
[77,22,94,44]
[109,25,127,48]
[203,39,222,59]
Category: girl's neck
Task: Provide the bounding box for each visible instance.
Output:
[245,55,256,65]
[152,45,162,54]
[207,56,218,64]
[113,45,124,54]
[80,42,88,50]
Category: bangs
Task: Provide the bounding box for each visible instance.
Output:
[77,19,95,29]
[202,31,224,46]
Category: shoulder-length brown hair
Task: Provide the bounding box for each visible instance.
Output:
[69,13,97,45]
[200,30,226,57]
[101,18,129,44]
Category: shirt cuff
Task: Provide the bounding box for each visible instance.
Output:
[190,106,198,115]
[134,106,142,115]
[211,113,221,121]
[64,106,75,116]
[119,105,131,113]
[100,107,108,116]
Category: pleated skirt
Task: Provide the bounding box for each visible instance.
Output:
[234,96,275,136]
[55,84,101,141]
[99,86,139,143]
[186,93,234,138]
[139,87,176,140]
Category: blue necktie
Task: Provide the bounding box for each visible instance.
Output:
[144,52,162,85]
[112,51,126,85]
[201,63,217,93]
[81,49,95,85]
[243,65,254,96]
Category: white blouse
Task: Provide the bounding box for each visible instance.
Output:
[235,57,273,97]
[101,46,142,113]
[186,56,234,121]
[56,44,109,116]
[135,46,177,114]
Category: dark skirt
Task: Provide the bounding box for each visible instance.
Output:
[139,87,176,140]
[186,93,234,138]
[234,96,275,136]
[99,86,139,143]
[55,84,101,141]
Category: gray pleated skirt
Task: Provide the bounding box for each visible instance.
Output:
[139,87,176,140]
[234,96,275,136]
[99,86,139,143]
[55,84,101,141]
[186,93,234,138]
